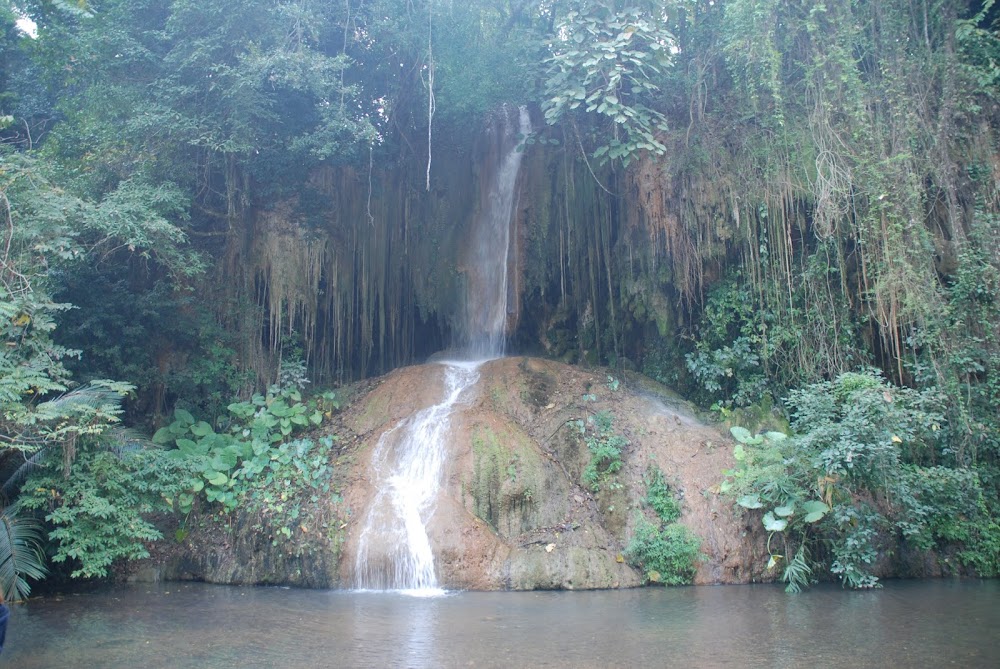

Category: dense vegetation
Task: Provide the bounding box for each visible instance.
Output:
[1,0,998,596]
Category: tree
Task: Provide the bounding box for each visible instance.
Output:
[0,133,194,594]
[542,0,676,166]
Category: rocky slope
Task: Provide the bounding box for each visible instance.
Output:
[142,357,771,589]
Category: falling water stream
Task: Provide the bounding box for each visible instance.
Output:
[352,360,481,593]
[460,104,532,359]
[353,106,531,592]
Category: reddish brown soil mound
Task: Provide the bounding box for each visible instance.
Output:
[337,357,769,589]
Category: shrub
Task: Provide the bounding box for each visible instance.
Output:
[625,516,702,585]
[154,384,337,515]
[626,465,702,586]
[719,370,999,590]
[897,465,1000,575]
[19,443,191,579]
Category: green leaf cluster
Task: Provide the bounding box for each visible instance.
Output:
[19,443,191,579]
[896,465,1000,576]
[153,386,336,515]
[723,426,830,591]
[684,280,770,409]
[643,464,680,524]
[0,508,47,602]
[626,463,702,585]
[579,410,627,492]
[543,0,674,166]
[1,149,164,596]
[624,516,701,586]
[721,370,995,591]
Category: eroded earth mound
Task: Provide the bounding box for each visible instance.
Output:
[145,357,770,589]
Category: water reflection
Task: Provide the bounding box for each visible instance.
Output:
[5,580,998,668]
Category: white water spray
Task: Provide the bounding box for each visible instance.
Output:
[353,361,481,593]
[353,106,531,593]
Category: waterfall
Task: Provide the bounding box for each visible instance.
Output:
[461,104,532,359]
[352,105,531,593]
[353,361,480,593]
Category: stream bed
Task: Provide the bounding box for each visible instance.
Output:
[5,579,997,668]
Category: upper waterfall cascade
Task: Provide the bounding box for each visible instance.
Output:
[460,104,532,359]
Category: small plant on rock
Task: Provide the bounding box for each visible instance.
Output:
[579,410,627,492]
[625,465,702,585]
[625,517,702,585]
[643,465,681,523]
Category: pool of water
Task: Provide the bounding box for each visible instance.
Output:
[4,580,997,668]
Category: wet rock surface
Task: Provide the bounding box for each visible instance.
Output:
[337,356,769,589]
[142,357,771,590]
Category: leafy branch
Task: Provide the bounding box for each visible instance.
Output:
[543,2,674,167]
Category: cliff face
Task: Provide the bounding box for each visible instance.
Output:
[144,357,771,590]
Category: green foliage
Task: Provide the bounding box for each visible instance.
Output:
[154,384,336,515]
[721,370,997,590]
[719,0,787,126]
[643,465,680,524]
[782,543,812,594]
[579,410,627,492]
[826,503,882,590]
[624,515,701,586]
[241,435,336,552]
[896,465,999,575]
[0,149,168,589]
[53,262,256,424]
[19,443,190,579]
[722,425,831,591]
[685,280,769,409]
[35,0,375,201]
[4,381,136,464]
[787,371,944,483]
[0,506,48,602]
[897,466,984,551]
[626,461,701,586]
[1,147,199,279]
[0,153,90,453]
[908,214,1000,468]
[543,0,674,166]
[0,144,198,448]
[959,516,1000,578]
[0,291,76,408]
[686,337,766,410]
[419,0,541,131]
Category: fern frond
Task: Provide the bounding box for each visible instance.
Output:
[0,505,48,602]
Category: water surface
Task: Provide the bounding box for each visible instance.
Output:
[5,580,996,668]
